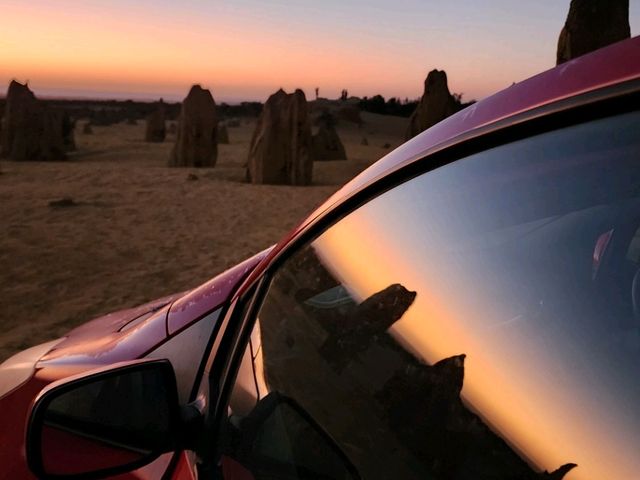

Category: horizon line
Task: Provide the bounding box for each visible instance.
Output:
[0,90,423,105]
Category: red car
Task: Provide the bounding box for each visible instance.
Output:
[1,37,639,480]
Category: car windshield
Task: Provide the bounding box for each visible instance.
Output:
[254,109,640,479]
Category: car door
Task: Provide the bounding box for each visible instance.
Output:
[199,92,640,480]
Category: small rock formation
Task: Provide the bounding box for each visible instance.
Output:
[338,105,363,126]
[405,70,459,140]
[311,123,347,161]
[169,85,218,167]
[313,109,336,127]
[145,100,166,142]
[218,124,229,144]
[0,80,66,161]
[557,0,630,65]
[543,464,578,480]
[246,88,313,185]
[48,197,77,208]
[90,108,118,126]
[61,112,75,151]
[319,284,417,373]
[382,142,391,149]
[83,122,93,134]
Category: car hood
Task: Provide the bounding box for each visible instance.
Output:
[0,248,273,478]
[58,293,186,339]
[34,296,183,369]
[0,339,64,400]
[35,247,273,369]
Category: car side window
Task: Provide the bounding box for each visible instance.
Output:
[219,110,640,479]
[221,250,426,479]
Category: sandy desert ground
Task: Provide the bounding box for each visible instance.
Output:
[0,111,408,361]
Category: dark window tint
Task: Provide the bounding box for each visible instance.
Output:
[223,111,640,479]
[45,368,171,453]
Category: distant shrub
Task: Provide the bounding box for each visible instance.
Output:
[218,102,263,118]
[358,95,419,117]
[359,92,474,118]
[315,109,337,127]
[452,92,476,110]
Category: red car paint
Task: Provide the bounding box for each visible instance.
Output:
[168,452,198,480]
[41,426,141,474]
[37,249,270,368]
[0,249,269,479]
[0,36,638,479]
[0,375,50,479]
[166,249,272,335]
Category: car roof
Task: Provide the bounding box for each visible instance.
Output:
[237,36,640,297]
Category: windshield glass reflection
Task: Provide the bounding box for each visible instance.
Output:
[310,111,640,479]
[244,111,640,480]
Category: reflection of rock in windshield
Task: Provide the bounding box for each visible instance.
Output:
[376,351,576,480]
[319,283,416,372]
[257,245,576,479]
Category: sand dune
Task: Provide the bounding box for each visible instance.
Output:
[0,112,408,360]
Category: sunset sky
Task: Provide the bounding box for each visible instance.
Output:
[1,0,639,104]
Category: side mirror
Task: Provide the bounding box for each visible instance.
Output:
[27,360,181,479]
